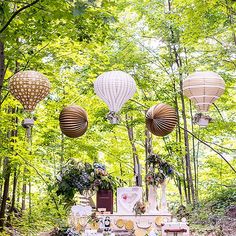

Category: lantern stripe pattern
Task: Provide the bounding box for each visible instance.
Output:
[94,71,136,113]
[183,71,225,112]
[9,70,51,112]
[146,104,177,136]
[59,105,88,138]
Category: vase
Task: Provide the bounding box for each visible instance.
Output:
[147,185,158,214]
[96,189,113,213]
[160,179,168,213]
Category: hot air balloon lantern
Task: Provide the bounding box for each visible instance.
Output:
[183,71,225,127]
[94,71,137,124]
[9,70,51,128]
[9,70,51,112]
[146,103,177,136]
[59,105,88,138]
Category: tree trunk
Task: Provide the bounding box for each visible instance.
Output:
[0,106,18,229]
[28,181,32,218]
[8,107,19,225]
[166,0,194,204]
[145,128,152,201]
[0,41,4,99]
[180,80,195,205]
[6,168,18,226]
[0,157,11,231]
[125,115,142,186]
[60,133,64,172]
[173,78,187,204]
[0,157,3,198]
[190,101,198,202]
[16,176,20,205]
[21,169,27,212]
[10,169,17,213]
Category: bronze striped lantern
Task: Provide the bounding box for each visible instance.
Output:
[146,103,177,136]
[59,105,88,138]
[9,70,51,112]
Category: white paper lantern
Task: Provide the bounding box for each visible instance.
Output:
[94,70,136,123]
[183,71,225,127]
[183,71,225,112]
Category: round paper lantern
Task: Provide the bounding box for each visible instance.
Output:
[183,71,225,112]
[146,104,177,136]
[94,70,136,124]
[9,70,51,112]
[59,105,88,138]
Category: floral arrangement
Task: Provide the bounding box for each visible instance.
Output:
[55,159,121,202]
[146,154,174,186]
[133,200,146,215]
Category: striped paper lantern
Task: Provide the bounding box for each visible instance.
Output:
[183,71,225,112]
[59,105,88,138]
[9,70,51,112]
[94,71,136,123]
[146,104,177,136]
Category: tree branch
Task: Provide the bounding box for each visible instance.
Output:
[130,99,149,109]
[0,0,41,34]
[0,91,9,106]
[179,126,236,174]
[212,103,224,121]
[204,140,236,152]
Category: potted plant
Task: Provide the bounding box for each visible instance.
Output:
[93,163,120,213]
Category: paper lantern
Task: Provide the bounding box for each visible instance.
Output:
[94,70,136,124]
[146,104,177,136]
[9,70,51,112]
[183,71,225,112]
[59,105,88,138]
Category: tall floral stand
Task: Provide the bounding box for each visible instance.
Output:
[160,179,168,213]
[147,185,159,214]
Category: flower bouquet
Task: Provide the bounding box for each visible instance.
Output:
[55,159,121,205]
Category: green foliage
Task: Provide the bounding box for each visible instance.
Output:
[55,159,122,204]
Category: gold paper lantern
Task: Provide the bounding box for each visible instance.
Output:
[59,105,88,138]
[9,70,51,112]
[183,71,225,112]
[146,104,177,136]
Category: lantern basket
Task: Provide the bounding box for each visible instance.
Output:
[193,113,212,127]
[106,111,120,124]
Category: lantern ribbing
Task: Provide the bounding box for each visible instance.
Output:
[94,70,136,124]
[59,105,88,138]
[146,103,177,136]
[183,71,225,112]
